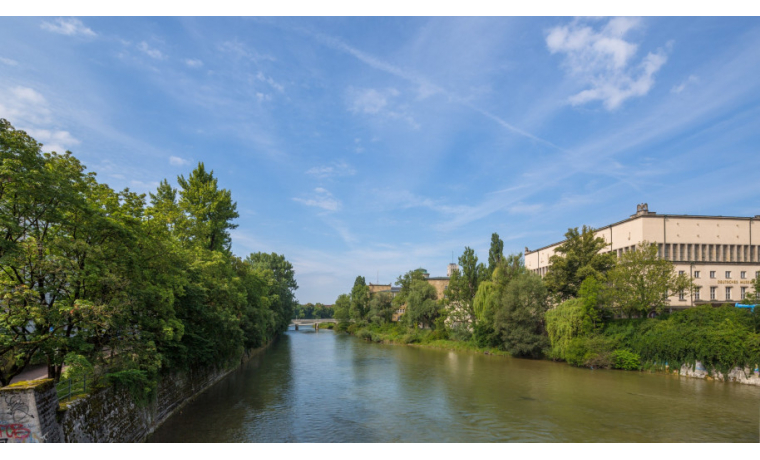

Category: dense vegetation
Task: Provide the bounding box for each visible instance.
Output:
[0,119,297,393]
[334,228,760,378]
[293,302,334,319]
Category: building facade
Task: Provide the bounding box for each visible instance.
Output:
[369,268,451,322]
[524,204,760,309]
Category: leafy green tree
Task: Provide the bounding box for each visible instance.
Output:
[487,233,504,275]
[472,254,527,347]
[392,268,428,310]
[403,280,440,329]
[349,276,370,321]
[245,252,298,333]
[445,247,488,327]
[368,292,394,325]
[493,273,550,358]
[177,162,239,252]
[544,225,616,300]
[334,294,351,323]
[606,242,692,318]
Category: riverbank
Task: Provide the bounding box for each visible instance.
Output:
[338,321,760,387]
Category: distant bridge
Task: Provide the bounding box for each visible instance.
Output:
[289,318,338,330]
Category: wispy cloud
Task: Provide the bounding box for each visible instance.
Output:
[138,41,165,60]
[546,17,668,110]
[219,40,275,63]
[0,86,52,125]
[312,29,561,149]
[0,56,18,66]
[256,71,284,92]
[169,156,191,166]
[293,187,341,212]
[306,161,356,179]
[671,75,699,94]
[185,58,203,68]
[346,87,419,129]
[40,18,96,37]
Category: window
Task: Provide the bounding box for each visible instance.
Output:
[726,287,732,300]
[741,271,746,279]
[694,289,700,301]
[679,270,685,276]
[757,271,760,279]
[710,271,716,279]
[694,271,700,279]
[725,271,732,279]
[710,287,717,300]
[679,291,685,301]
[741,287,747,300]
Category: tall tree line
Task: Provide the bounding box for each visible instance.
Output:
[0,119,296,388]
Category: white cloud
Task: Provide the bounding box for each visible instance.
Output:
[671,75,699,94]
[546,17,668,110]
[185,58,203,68]
[346,87,418,128]
[40,18,96,37]
[169,156,191,166]
[293,188,341,212]
[256,71,284,92]
[138,41,165,60]
[0,56,18,66]
[305,161,356,179]
[24,128,80,154]
[0,86,52,125]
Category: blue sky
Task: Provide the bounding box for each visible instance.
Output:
[1,17,759,303]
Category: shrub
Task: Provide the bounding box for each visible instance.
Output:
[611,349,641,370]
[355,329,372,341]
[334,322,350,333]
[565,335,616,369]
[401,332,422,344]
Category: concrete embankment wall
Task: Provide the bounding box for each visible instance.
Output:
[677,362,760,386]
[1,345,269,443]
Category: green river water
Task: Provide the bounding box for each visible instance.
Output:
[148,329,760,442]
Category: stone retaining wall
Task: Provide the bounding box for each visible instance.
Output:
[0,344,269,443]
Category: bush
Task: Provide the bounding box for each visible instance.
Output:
[611,349,641,370]
[401,332,422,344]
[355,329,372,341]
[565,335,616,368]
[334,322,350,333]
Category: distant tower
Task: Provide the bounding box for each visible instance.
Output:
[447,263,458,277]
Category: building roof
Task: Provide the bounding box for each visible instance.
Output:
[525,208,760,254]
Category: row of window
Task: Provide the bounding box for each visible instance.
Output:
[659,243,760,263]
[681,270,760,279]
[680,286,751,301]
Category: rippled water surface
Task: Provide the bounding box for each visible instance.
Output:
[149,329,760,442]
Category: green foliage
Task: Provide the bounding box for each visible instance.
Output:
[606,242,692,318]
[402,280,440,329]
[368,292,394,325]
[445,247,488,326]
[545,299,592,360]
[333,294,351,323]
[349,276,370,321]
[487,233,504,275]
[493,273,550,358]
[564,335,616,368]
[544,225,616,301]
[0,119,295,394]
[610,349,641,370]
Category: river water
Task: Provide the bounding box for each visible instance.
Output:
[148,329,760,442]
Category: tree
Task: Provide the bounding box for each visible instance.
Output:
[606,241,692,318]
[445,247,488,327]
[177,163,239,253]
[544,225,616,301]
[493,273,550,358]
[368,292,394,325]
[487,233,504,275]
[403,280,440,329]
[392,268,428,310]
[349,276,370,321]
[245,253,298,333]
[334,294,351,323]
[472,254,527,347]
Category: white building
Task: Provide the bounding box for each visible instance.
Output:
[524,204,760,309]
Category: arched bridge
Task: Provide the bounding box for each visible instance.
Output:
[289,318,338,330]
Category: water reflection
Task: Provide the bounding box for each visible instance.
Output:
[149,330,760,443]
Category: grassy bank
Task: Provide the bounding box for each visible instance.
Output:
[336,322,509,357]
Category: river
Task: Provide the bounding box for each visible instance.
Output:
[148,329,760,442]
